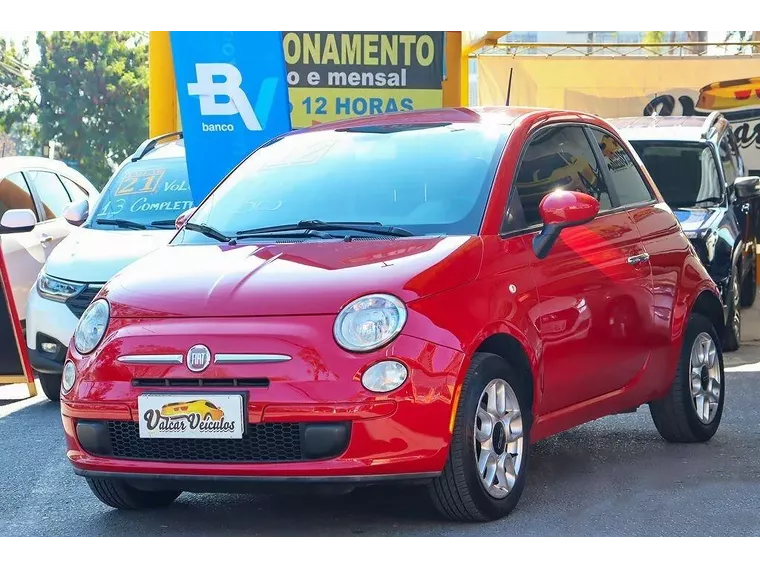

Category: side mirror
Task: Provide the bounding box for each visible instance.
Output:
[175,206,197,230]
[532,190,600,259]
[734,176,760,199]
[0,209,37,234]
[63,199,89,226]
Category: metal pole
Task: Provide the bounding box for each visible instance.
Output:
[149,31,179,137]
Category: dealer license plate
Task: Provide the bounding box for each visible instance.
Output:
[138,393,244,439]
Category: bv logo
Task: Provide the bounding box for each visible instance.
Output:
[187,63,278,131]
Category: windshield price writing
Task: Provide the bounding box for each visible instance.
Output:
[97,198,194,216]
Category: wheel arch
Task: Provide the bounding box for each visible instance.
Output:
[690,288,726,341]
[472,333,536,419]
[732,238,744,276]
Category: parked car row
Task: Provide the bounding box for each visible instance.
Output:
[24,133,191,399]
[0,106,756,522]
[611,112,759,352]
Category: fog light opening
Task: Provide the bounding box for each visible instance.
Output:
[361,360,408,393]
[62,361,76,394]
[41,342,58,354]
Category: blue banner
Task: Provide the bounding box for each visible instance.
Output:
[170,31,292,204]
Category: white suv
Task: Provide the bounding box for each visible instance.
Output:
[25,133,193,400]
[0,157,99,325]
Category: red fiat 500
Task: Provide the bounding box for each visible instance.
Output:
[61,107,726,522]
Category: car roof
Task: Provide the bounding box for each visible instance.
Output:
[608,115,713,143]
[299,106,607,133]
[0,155,81,175]
[140,137,185,161]
[0,155,99,193]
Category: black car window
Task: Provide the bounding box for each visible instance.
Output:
[629,141,722,208]
[509,125,611,228]
[589,129,653,206]
[718,133,738,186]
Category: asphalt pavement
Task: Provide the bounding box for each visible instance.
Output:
[3,344,760,537]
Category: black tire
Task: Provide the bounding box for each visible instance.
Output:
[428,353,532,522]
[649,312,725,443]
[39,373,61,402]
[722,264,741,352]
[741,258,757,308]
[86,478,181,510]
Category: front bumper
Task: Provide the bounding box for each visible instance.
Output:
[62,314,466,482]
[25,286,81,375]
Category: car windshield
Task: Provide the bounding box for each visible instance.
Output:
[628,141,722,208]
[179,122,509,242]
[86,157,194,230]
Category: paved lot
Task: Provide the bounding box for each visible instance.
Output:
[3,343,760,537]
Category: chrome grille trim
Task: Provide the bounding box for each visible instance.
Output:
[214,354,292,364]
[117,354,183,364]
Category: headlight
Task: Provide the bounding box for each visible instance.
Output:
[37,273,86,302]
[74,299,109,354]
[334,294,407,352]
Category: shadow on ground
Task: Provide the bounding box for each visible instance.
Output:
[3,345,760,536]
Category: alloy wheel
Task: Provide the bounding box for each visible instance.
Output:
[473,378,524,499]
[733,275,741,340]
[690,331,721,424]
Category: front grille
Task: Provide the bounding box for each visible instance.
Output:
[66,285,102,318]
[106,420,304,462]
[132,378,269,388]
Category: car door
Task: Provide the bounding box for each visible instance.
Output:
[24,169,76,263]
[510,124,654,413]
[0,171,46,319]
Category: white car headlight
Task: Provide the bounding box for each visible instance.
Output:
[74,299,110,354]
[37,273,86,302]
[334,294,407,352]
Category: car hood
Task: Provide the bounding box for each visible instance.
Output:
[45,227,175,284]
[105,236,484,318]
[673,207,721,234]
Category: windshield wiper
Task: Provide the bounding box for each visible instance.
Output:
[236,220,413,238]
[150,219,181,228]
[692,197,722,206]
[236,229,334,240]
[184,222,232,243]
[94,218,147,230]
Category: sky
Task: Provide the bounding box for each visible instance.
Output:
[0,24,40,65]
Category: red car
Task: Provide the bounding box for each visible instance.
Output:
[61,107,726,522]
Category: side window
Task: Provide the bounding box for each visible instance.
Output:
[718,133,738,186]
[60,176,89,202]
[510,126,611,228]
[727,129,744,174]
[589,129,653,206]
[26,170,73,220]
[0,172,38,220]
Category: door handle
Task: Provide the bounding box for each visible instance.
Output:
[627,253,650,265]
[39,234,53,244]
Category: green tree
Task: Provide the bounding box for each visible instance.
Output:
[35,31,149,187]
[0,37,37,151]
[643,32,665,54]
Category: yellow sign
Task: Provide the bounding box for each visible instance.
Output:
[114,167,166,196]
[477,56,760,173]
[282,32,444,128]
